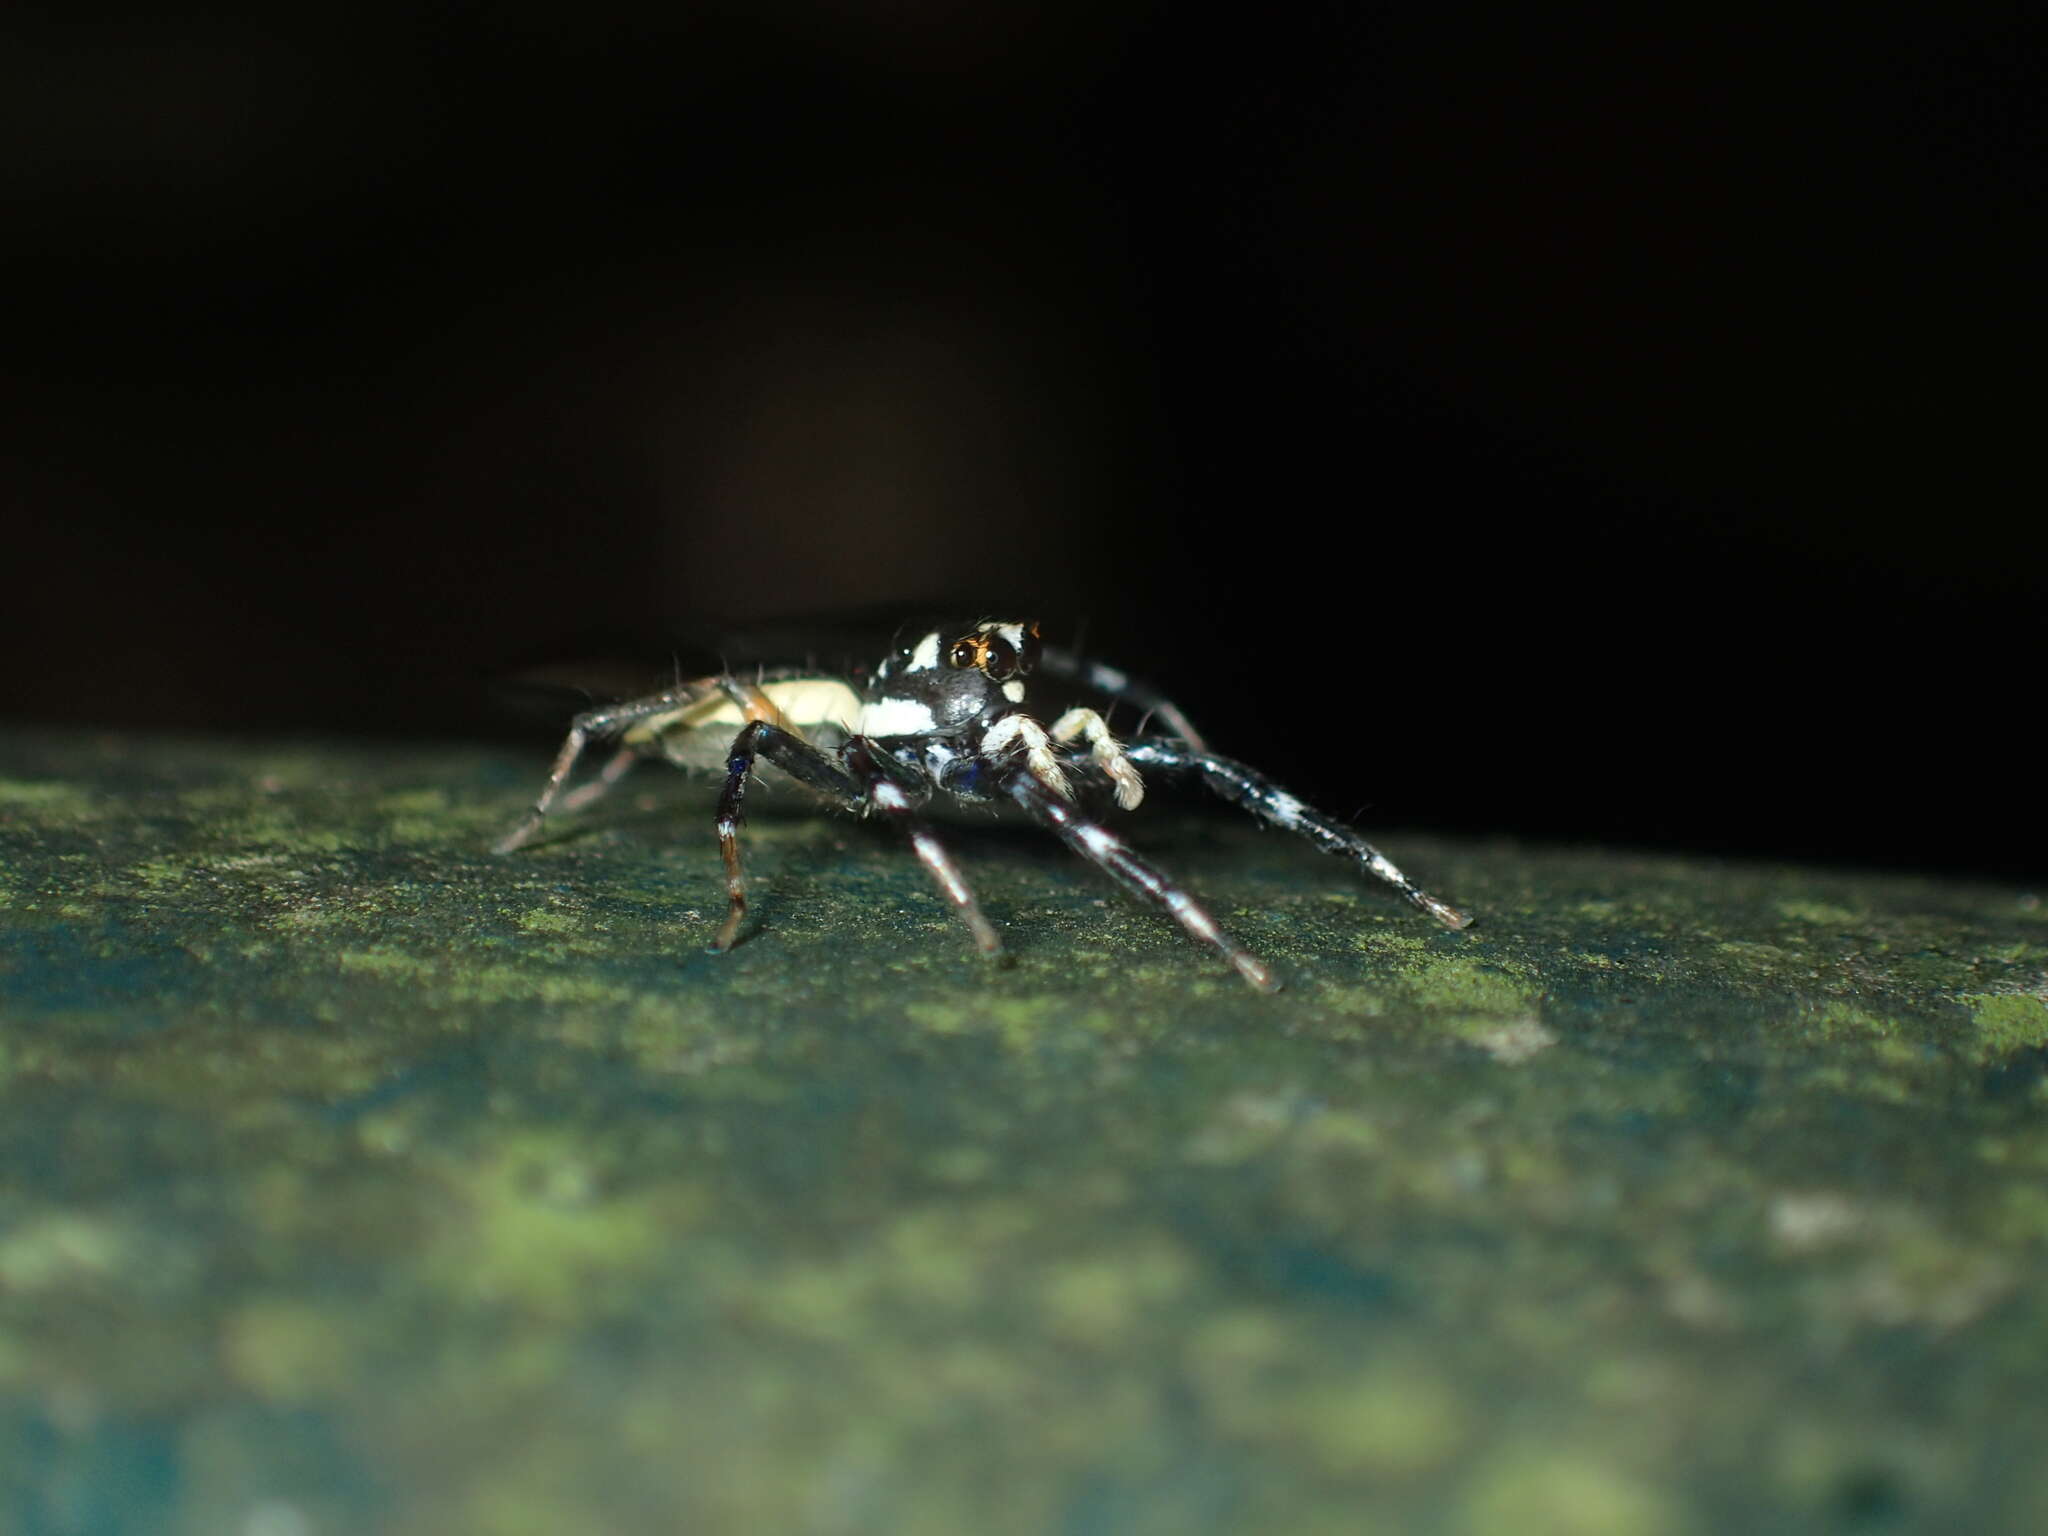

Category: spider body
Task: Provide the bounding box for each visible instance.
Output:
[496,618,1470,991]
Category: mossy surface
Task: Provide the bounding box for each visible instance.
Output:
[2,728,2045,1534]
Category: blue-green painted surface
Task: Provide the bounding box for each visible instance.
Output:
[1,730,2045,1534]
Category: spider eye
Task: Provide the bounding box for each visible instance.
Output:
[1019,622,1042,675]
[947,638,980,670]
[983,636,1019,681]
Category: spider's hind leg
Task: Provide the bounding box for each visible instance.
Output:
[558,746,640,815]
[1124,740,1472,930]
[494,687,714,854]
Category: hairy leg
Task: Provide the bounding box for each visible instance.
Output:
[1006,769,1279,992]
[494,684,721,854]
[1038,646,1209,752]
[1124,740,1471,930]
[711,725,999,957]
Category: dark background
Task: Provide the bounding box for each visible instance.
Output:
[6,8,2040,877]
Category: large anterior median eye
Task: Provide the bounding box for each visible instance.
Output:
[947,638,981,670]
[982,635,1019,681]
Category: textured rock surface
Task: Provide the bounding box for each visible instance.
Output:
[2,730,2045,1533]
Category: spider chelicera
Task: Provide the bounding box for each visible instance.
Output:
[494,618,1471,991]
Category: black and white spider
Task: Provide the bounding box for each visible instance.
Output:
[494,618,1470,991]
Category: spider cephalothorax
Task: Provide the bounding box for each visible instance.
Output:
[852,619,1128,809]
[496,618,1469,991]
[857,620,1041,754]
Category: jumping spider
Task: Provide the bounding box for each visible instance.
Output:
[495,619,1471,991]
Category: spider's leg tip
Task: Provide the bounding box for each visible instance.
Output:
[1234,954,1283,993]
[1422,896,1474,931]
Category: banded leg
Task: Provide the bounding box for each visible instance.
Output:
[712,720,861,951]
[845,740,1001,956]
[558,745,640,815]
[1006,769,1279,992]
[712,724,999,957]
[1039,647,1209,752]
[1124,740,1472,930]
[494,686,716,854]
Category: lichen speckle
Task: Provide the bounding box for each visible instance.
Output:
[1962,991,2048,1061]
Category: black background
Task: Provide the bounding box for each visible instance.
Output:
[6,8,2040,877]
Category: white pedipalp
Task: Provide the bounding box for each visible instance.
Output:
[1049,706,1144,810]
[982,713,1072,800]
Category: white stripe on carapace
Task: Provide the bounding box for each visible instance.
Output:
[905,631,943,671]
[857,696,940,738]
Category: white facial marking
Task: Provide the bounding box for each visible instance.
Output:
[907,631,942,671]
[858,697,939,738]
[1001,680,1025,703]
[992,622,1025,652]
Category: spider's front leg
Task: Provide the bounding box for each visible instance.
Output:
[843,740,1002,957]
[711,724,1000,958]
[1038,646,1209,752]
[710,720,863,952]
[1005,768,1279,992]
[1123,740,1472,930]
